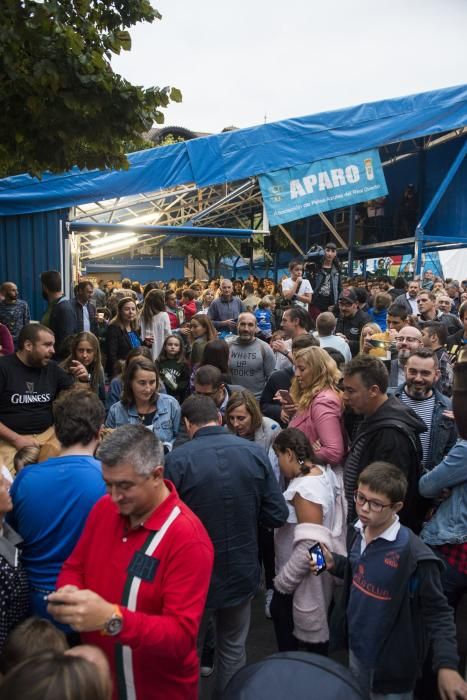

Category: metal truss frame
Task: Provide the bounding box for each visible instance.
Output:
[72,179,264,262]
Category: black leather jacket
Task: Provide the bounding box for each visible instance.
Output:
[311,265,342,306]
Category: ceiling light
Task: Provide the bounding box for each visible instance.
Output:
[90,232,135,248]
[117,212,162,226]
[88,236,138,256]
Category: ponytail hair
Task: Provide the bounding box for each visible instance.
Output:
[273,428,322,474]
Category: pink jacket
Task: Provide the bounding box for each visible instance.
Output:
[289,389,346,466]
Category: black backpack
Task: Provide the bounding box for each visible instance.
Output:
[222,652,368,700]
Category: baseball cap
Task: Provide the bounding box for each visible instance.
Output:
[338,288,357,303]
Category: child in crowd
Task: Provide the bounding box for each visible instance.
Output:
[368,292,392,331]
[310,461,466,700]
[255,297,274,340]
[0,617,67,674]
[13,445,40,473]
[181,289,198,322]
[271,428,346,654]
[157,335,190,404]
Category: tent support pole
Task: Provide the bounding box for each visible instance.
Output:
[278,224,305,256]
[347,205,356,277]
[414,138,467,274]
[224,238,250,266]
[318,213,348,249]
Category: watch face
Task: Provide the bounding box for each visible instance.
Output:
[106,616,123,636]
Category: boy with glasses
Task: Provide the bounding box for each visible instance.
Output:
[311,461,467,700]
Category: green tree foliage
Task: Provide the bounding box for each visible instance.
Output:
[0,0,182,177]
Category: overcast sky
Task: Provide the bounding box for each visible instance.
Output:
[112,0,467,134]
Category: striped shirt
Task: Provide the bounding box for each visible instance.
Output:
[400,389,435,466]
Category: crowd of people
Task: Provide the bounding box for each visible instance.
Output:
[0,252,466,700]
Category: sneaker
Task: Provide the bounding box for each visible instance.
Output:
[264,588,273,619]
[200,648,215,677]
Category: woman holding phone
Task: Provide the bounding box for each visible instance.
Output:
[271,428,346,654]
[288,346,346,467]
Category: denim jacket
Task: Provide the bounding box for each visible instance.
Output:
[105,393,181,446]
[389,385,457,471]
[419,439,467,546]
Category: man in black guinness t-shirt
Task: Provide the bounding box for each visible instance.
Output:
[0,324,86,473]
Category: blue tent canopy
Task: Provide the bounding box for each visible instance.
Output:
[1,83,467,216]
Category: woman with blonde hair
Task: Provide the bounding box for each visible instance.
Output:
[197,288,215,314]
[288,346,346,467]
[359,321,382,355]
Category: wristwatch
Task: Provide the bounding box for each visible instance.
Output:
[102,604,123,636]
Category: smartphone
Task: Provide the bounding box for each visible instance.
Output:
[278,389,293,404]
[309,542,326,575]
[44,594,66,605]
[369,339,386,349]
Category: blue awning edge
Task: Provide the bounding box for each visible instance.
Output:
[0,83,466,216]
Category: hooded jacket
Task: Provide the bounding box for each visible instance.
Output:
[344,396,426,532]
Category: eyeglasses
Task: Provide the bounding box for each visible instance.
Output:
[354,491,394,513]
[194,388,219,398]
[394,336,420,343]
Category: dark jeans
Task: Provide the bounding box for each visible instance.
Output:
[437,549,467,611]
[258,525,275,590]
[270,589,328,655]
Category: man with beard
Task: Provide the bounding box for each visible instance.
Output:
[0,282,30,349]
[388,325,423,388]
[0,324,86,472]
[271,306,311,370]
[342,355,426,532]
[227,313,275,399]
[421,321,454,397]
[389,349,457,472]
[394,279,420,316]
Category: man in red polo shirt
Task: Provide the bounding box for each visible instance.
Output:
[48,424,214,700]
